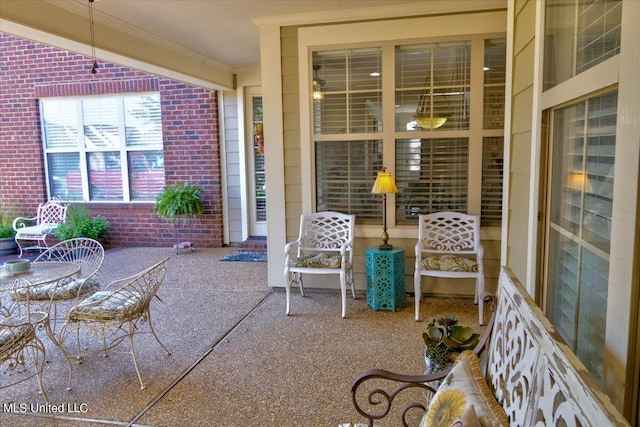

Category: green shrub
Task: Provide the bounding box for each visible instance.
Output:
[0,205,17,238]
[54,205,110,241]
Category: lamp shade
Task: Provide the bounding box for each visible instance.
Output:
[371,168,398,194]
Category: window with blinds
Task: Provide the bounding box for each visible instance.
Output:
[41,94,164,202]
[315,140,382,222]
[312,38,505,226]
[544,0,621,91]
[481,137,504,226]
[396,139,468,222]
[545,91,617,387]
[395,42,470,132]
[313,48,383,220]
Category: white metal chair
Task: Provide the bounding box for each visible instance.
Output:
[59,257,171,390]
[12,199,67,257]
[284,211,355,318]
[0,308,49,402]
[414,212,485,324]
[12,238,105,332]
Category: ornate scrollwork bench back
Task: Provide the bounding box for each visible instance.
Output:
[351,267,630,426]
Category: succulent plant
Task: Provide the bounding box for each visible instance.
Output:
[422,314,480,372]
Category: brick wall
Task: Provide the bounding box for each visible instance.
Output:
[0,33,223,248]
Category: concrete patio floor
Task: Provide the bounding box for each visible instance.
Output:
[1,246,483,426]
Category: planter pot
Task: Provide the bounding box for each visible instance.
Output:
[424,347,450,375]
[0,237,18,256]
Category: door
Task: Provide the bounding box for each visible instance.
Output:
[246,87,266,236]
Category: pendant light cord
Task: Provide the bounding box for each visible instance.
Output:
[89,0,98,73]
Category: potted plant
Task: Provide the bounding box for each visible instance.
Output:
[53,205,110,241]
[423,314,480,374]
[154,182,204,252]
[0,205,18,256]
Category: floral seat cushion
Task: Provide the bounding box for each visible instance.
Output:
[0,320,34,358]
[68,289,143,322]
[12,277,99,301]
[420,255,478,272]
[291,253,342,268]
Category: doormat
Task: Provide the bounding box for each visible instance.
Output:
[220,251,267,262]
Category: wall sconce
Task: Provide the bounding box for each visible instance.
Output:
[371,167,398,250]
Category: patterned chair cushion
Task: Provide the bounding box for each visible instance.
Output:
[420,255,478,272]
[68,289,142,322]
[0,321,34,358]
[292,253,342,268]
[420,351,507,427]
[12,277,99,301]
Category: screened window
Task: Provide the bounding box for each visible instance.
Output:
[545,91,617,387]
[544,0,622,90]
[41,94,164,202]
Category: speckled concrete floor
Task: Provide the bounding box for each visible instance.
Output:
[0,247,483,426]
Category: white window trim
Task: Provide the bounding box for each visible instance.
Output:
[527,0,640,409]
[298,13,507,240]
[40,93,163,203]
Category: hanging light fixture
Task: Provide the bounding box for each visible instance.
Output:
[88,0,98,74]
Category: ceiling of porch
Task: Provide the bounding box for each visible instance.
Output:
[0,0,506,90]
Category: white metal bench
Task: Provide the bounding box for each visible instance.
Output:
[12,199,67,257]
[351,268,630,426]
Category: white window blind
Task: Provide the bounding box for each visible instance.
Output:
[41,93,164,202]
[312,48,382,135]
[481,137,504,226]
[544,0,621,90]
[484,38,506,129]
[395,138,468,222]
[395,42,470,132]
[315,140,382,222]
[313,48,383,220]
[545,91,617,387]
[312,38,505,227]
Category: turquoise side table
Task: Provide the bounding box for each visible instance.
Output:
[365,247,405,312]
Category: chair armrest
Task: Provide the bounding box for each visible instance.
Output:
[12,216,37,230]
[340,241,353,258]
[351,368,445,427]
[414,242,423,268]
[284,240,300,253]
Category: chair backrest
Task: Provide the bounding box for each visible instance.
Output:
[298,211,355,253]
[35,238,104,279]
[417,212,481,255]
[36,200,67,226]
[109,257,170,316]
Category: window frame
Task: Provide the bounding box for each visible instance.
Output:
[304,34,505,238]
[40,93,165,203]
